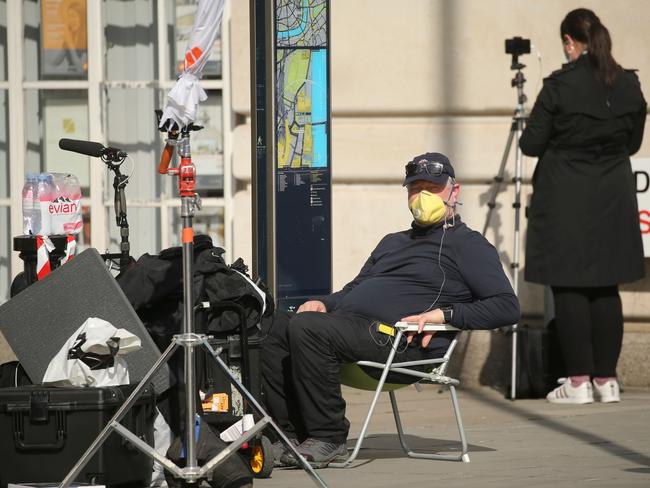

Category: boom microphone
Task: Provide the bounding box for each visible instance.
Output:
[59,138,127,159]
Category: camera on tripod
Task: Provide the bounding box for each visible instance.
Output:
[505,36,530,70]
[505,37,530,56]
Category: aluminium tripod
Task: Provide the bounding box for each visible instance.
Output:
[482,55,528,401]
[59,122,328,488]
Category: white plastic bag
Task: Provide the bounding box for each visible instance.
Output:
[42,317,141,387]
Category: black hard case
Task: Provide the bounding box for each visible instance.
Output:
[0,384,155,488]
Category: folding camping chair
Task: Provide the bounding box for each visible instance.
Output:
[330,322,470,468]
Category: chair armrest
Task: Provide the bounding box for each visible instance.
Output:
[394,321,460,332]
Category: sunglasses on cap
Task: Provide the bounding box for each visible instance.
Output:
[404,160,446,178]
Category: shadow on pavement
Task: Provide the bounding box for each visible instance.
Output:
[464,388,650,468]
[346,432,494,461]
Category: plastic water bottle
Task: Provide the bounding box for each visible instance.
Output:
[35,173,54,236]
[21,173,37,235]
[51,173,83,234]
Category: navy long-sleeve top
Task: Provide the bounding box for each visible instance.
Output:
[321,218,520,330]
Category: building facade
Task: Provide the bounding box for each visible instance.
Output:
[1,0,649,384]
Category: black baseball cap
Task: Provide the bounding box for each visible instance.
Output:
[402,152,455,186]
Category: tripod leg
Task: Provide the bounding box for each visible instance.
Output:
[112,422,185,478]
[510,114,526,400]
[482,123,516,236]
[58,341,180,488]
[201,339,329,488]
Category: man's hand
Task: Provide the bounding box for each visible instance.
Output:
[400,308,444,348]
[297,300,327,313]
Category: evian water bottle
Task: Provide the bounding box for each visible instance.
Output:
[35,173,54,236]
[50,173,83,234]
[21,173,37,235]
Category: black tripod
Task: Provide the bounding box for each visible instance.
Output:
[482,49,528,400]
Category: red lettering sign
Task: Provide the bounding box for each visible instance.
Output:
[640,210,650,235]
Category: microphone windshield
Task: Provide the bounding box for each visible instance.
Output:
[59,138,105,158]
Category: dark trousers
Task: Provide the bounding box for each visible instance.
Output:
[551,286,623,377]
[261,310,447,443]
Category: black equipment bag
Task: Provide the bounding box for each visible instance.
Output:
[165,416,252,488]
[117,235,273,347]
[0,384,156,488]
[117,235,273,436]
[507,322,566,399]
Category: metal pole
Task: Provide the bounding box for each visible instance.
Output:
[179,135,198,470]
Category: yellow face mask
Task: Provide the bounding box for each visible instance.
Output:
[409,190,447,226]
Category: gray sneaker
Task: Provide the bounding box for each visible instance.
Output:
[271,438,299,467]
[283,437,348,468]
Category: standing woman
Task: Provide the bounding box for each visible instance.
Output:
[520,8,646,404]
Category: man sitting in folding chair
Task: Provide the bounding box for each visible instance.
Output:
[261,152,520,468]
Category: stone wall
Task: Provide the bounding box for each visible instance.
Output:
[229,0,650,386]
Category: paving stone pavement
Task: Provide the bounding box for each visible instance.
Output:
[257,385,650,488]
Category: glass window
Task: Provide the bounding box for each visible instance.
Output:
[104,0,156,81]
[171,206,224,249]
[75,203,91,251]
[0,88,7,302]
[193,90,224,196]
[106,206,159,261]
[24,0,89,81]
[0,90,8,198]
[0,207,10,302]
[0,1,7,80]
[24,89,90,189]
[105,87,162,200]
[172,0,222,79]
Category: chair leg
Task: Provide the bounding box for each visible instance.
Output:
[389,390,413,454]
[449,385,470,462]
[390,385,469,462]
[329,331,405,468]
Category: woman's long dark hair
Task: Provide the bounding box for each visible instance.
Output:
[560,8,619,87]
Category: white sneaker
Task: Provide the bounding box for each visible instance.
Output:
[592,379,620,403]
[546,380,593,404]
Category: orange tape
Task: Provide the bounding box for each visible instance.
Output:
[182,228,194,244]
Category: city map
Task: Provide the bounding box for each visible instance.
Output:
[276,0,328,169]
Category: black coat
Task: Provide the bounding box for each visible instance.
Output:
[520,54,647,287]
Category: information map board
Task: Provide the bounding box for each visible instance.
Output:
[274,0,332,310]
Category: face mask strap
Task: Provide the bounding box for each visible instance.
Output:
[442,177,457,210]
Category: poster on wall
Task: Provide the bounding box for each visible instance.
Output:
[274,0,331,310]
[632,158,650,256]
[40,0,88,77]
